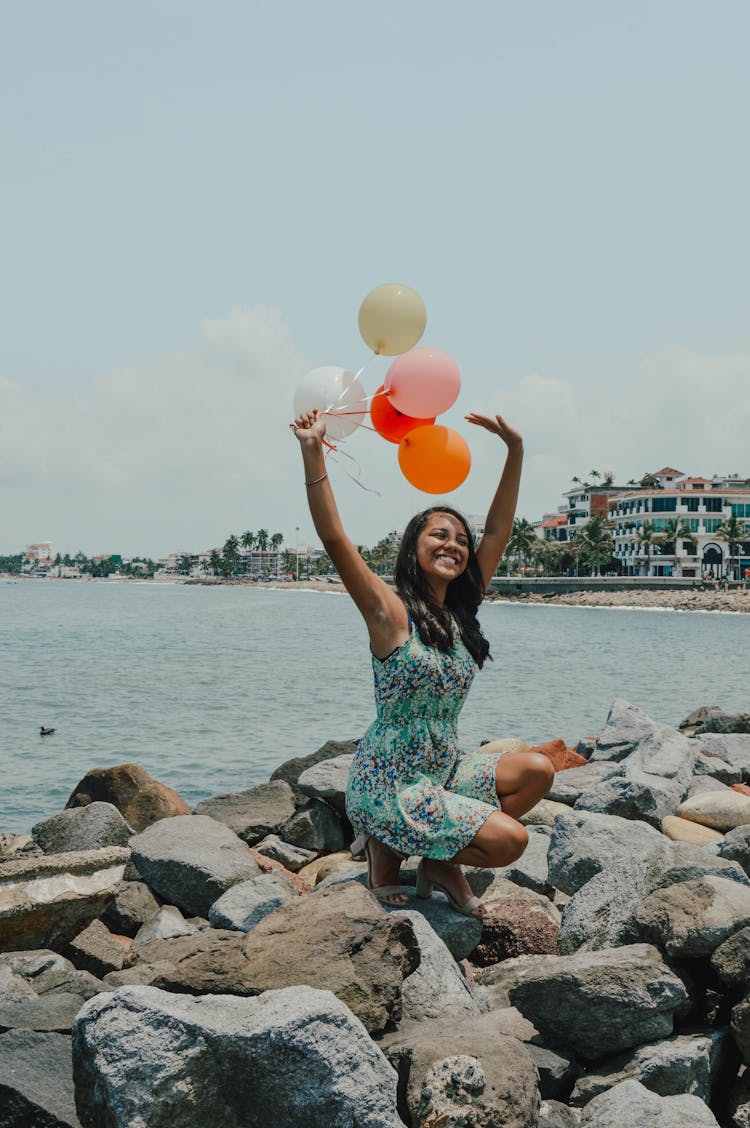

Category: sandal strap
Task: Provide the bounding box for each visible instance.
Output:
[370,884,407,899]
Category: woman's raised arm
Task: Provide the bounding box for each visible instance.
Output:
[291,410,408,650]
[466,413,524,590]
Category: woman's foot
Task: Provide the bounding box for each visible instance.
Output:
[365,837,409,907]
[420,858,486,917]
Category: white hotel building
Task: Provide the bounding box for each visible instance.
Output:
[609,468,750,579]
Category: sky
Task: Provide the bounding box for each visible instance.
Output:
[2,1,749,557]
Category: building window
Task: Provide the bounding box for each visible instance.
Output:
[704,498,723,513]
[681,541,696,553]
[704,519,721,533]
[683,498,700,512]
[652,497,677,512]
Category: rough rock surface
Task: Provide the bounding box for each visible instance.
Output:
[278,797,345,853]
[65,763,191,832]
[480,825,554,897]
[634,875,750,958]
[128,815,260,917]
[720,826,750,876]
[73,984,401,1128]
[270,737,359,802]
[131,905,199,950]
[578,1078,720,1126]
[469,880,560,966]
[102,928,251,994]
[0,949,104,1001]
[193,781,296,846]
[392,909,480,1021]
[695,733,750,781]
[0,966,86,1034]
[0,847,129,952]
[247,848,312,893]
[677,789,750,831]
[32,802,134,854]
[100,880,161,937]
[698,712,750,735]
[297,754,354,813]
[731,994,750,1064]
[65,919,132,977]
[711,925,750,991]
[547,810,663,896]
[475,944,687,1061]
[529,738,587,771]
[0,1028,81,1127]
[251,833,316,872]
[661,814,724,845]
[548,763,623,805]
[207,872,297,933]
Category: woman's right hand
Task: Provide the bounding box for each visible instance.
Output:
[290,408,326,444]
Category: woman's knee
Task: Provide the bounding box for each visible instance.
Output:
[483,812,528,866]
[526,752,555,794]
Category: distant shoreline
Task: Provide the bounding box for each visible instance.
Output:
[4,572,750,612]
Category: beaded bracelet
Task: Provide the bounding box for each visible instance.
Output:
[305,473,328,487]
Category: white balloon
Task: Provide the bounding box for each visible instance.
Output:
[293,366,367,440]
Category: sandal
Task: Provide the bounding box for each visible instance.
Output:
[362,835,409,906]
[416,859,485,918]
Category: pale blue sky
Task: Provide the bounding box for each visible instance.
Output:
[2,1,749,556]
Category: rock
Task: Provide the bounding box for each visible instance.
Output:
[73,984,401,1127]
[0,967,86,1034]
[475,944,687,1061]
[677,789,750,831]
[193,781,296,846]
[482,825,554,897]
[0,950,104,1001]
[297,850,353,884]
[391,909,480,1021]
[270,737,359,803]
[486,737,531,757]
[548,809,663,896]
[589,699,671,763]
[578,1078,720,1127]
[711,925,750,991]
[31,802,134,855]
[728,1071,750,1128]
[539,1100,582,1127]
[240,882,418,1034]
[469,880,560,966]
[247,848,312,892]
[528,739,587,771]
[65,763,191,832]
[131,905,199,950]
[252,833,316,872]
[569,1030,729,1106]
[0,1029,81,1127]
[0,847,129,953]
[520,798,572,827]
[720,826,750,876]
[100,880,161,937]
[527,1045,579,1100]
[207,873,297,933]
[731,994,750,1063]
[297,754,354,814]
[696,734,750,781]
[679,705,722,736]
[548,763,623,805]
[383,1011,540,1128]
[698,712,750,735]
[736,784,750,796]
[694,750,743,785]
[634,875,750,958]
[129,815,260,917]
[102,928,251,992]
[278,798,345,853]
[661,814,724,845]
[0,833,39,861]
[65,919,133,976]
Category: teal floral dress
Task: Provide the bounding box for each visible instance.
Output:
[346,620,502,859]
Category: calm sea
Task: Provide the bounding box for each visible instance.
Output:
[1,580,747,834]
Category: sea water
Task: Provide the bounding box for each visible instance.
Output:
[1,580,747,833]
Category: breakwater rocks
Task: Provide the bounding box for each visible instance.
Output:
[2,708,750,1126]
[490,588,750,613]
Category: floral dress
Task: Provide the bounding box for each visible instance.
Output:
[345,620,502,859]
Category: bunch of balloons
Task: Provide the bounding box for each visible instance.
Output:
[293,283,470,493]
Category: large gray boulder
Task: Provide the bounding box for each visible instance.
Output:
[131,905,199,950]
[100,880,161,937]
[0,1029,81,1127]
[391,909,480,1022]
[278,798,345,853]
[193,781,296,846]
[297,754,354,813]
[475,944,687,1061]
[251,833,316,872]
[547,763,623,805]
[32,803,133,854]
[697,712,750,735]
[569,1029,730,1106]
[547,809,663,896]
[634,875,750,958]
[720,825,750,876]
[128,815,260,917]
[270,738,359,803]
[72,985,401,1128]
[383,1010,540,1128]
[0,949,104,1001]
[0,847,129,953]
[711,925,750,991]
[695,733,750,781]
[731,994,750,1063]
[65,919,133,977]
[207,872,297,933]
[579,1078,719,1127]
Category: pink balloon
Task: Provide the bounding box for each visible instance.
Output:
[384,348,461,418]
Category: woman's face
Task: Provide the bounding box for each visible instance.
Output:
[415,512,470,586]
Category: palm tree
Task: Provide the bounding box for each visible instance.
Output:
[639,472,661,489]
[657,518,697,566]
[601,471,616,488]
[256,529,269,553]
[208,550,222,576]
[716,514,750,581]
[240,531,255,553]
[589,469,601,484]
[270,533,284,551]
[636,521,657,576]
[222,535,240,576]
[576,515,614,576]
[504,518,537,575]
[178,554,193,575]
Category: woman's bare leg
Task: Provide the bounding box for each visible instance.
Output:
[491,746,555,819]
[366,836,409,906]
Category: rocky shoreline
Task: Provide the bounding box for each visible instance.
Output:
[2,708,750,1126]
[488,588,750,614]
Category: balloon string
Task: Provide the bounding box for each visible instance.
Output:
[326,446,383,496]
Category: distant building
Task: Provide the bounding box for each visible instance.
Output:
[538,483,633,544]
[609,469,750,579]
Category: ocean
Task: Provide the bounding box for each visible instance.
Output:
[1,579,747,834]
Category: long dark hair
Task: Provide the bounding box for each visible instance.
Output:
[394,506,491,668]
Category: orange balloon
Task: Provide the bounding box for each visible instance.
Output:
[398,425,471,493]
[370,385,435,444]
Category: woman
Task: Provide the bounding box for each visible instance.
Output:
[291,407,553,916]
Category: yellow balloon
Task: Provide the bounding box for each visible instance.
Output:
[358,283,427,356]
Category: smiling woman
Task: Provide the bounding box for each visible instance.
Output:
[291,406,553,918]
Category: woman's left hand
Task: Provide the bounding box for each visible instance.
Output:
[465,412,523,451]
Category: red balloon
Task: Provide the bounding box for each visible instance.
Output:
[398,425,471,493]
[370,385,435,444]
